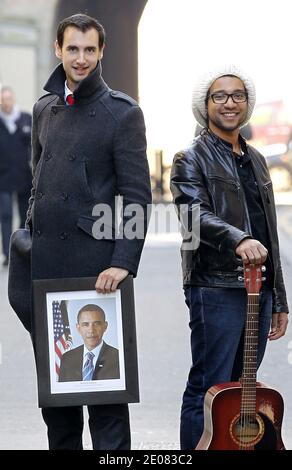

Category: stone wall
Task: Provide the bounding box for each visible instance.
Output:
[0,0,58,109]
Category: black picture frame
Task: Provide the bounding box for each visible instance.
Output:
[32,275,139,407]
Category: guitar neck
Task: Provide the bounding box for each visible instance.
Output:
[241,293,259,415]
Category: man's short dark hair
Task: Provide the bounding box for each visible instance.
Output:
[77,304,106,324]
[57,13,106,49]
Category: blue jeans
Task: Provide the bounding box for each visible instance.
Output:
[181,286,272,450]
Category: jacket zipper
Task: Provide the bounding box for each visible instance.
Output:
[263,182,272,203]
[228,152,252,234]
[251,160,275,288]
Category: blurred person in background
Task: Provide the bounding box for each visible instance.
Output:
[0,86,32,266]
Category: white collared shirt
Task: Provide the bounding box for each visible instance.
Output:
[64,81,74,104]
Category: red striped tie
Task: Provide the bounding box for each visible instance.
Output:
[66,94,75,106]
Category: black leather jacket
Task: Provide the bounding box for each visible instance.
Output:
[170,129,288,314]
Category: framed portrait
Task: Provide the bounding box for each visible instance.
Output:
[32,276,139,407]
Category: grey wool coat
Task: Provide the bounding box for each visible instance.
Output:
[26,62,152,281]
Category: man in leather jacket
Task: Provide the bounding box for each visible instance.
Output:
[170,65,289,450]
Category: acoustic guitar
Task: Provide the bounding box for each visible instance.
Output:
[196,264,285,450]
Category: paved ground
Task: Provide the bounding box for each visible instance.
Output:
[0,202,291,450]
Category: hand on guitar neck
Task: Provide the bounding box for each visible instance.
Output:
[235,238,268,265]
[236,238,288,340]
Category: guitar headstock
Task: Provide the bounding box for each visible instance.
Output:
[243,264,266,294]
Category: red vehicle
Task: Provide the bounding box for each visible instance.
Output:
[250,100,292,146]
[249,100,292,191]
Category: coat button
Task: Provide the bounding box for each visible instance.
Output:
[52,108,58,115]
[60,232,68,240]
[36,191,43,199]
[36,230,42,237]
[68,154,76,161]
[61,192,68,200]
[45,154,53,161]
[89,110,96,117]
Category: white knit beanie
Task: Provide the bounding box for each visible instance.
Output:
[192,64,256,128]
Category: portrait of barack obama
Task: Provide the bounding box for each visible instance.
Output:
[59,304,120,382]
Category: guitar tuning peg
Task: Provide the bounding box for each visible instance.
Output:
[237,266,244,272]
[261,265,266,272]
[262,277,266,281]
[238,276,244,281]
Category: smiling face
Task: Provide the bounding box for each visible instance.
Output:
[55,26,104,91]
[77,309,108,351]
[207,75,248,140]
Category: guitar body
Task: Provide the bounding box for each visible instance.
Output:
[196,381,285,450]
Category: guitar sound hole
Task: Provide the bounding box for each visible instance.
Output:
[230,413,265,447]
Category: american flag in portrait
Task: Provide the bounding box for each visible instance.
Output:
[53,300,73,378]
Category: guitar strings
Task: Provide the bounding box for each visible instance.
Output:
[244,294,258,449]
[240,263,262,450]
[240,291,259,449]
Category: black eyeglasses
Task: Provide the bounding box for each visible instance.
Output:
[208,92,248,104]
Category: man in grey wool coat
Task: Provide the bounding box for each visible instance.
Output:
[25,13,152,450]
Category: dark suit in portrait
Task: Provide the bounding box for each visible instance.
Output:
[59,342,120,382]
